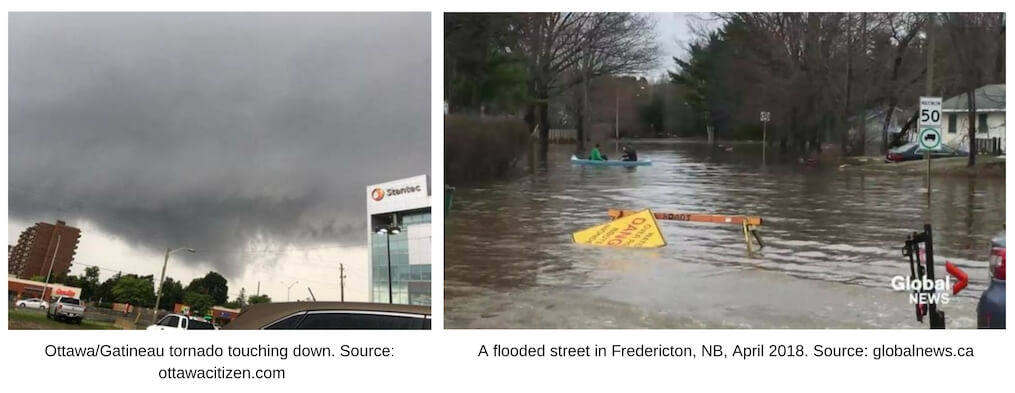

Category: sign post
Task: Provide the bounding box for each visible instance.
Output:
[760,111,770,166]
[918,97,942,208]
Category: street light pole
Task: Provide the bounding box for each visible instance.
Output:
[153,247,195,324]
[281,280,299,302]
[386,232,393,303]
[41,235,61,301]
[376,225,402,304]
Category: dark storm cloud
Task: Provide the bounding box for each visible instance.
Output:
[9,13,431,277]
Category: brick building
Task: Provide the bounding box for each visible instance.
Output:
[8,220,81,280]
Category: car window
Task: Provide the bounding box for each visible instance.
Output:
[188,319,215,330]
[59,298,81,305]
[161,316,179,327]
[180,318,188,329]
[297,312,423,329]
[264,313,306,330]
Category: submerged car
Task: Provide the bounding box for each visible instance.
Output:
[15,298,48,310]
[977,232,1005,329]
[885,142,967,162]
[147,314,217,330]
[222,302,431,330]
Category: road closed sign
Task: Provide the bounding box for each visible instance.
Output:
[572,209,666,248]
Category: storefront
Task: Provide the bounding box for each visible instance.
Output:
[7,276,82,301]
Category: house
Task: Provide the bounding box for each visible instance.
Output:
[941,84,1005,153]
[847,107,906,155]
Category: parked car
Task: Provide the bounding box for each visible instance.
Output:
[147,314,217,330]
[46,296,85,324]
[977,232,1005,328]
[16,298,49,310]
[222,302,431,330]
[885,142,967,162]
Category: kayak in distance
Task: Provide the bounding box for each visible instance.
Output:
[570,154,652,167]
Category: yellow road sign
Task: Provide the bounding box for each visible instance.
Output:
[572,209,666,248]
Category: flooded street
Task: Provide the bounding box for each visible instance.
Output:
[445,143,1006,328]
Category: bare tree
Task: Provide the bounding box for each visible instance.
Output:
[512,13,658,149]
[944,13,1005,166]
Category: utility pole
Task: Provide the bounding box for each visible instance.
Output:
[339,263,346,302]
[925,13,936,210]
[154,247,195,324]
[615,85,620,153]
[42,235,61,301]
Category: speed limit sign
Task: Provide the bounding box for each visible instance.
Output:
[919,96,942,128]
[919,97,942,151]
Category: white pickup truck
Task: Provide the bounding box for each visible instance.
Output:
[46,296,85,324]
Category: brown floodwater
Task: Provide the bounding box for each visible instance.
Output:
[445,143,1005,328]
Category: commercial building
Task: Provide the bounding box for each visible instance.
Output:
[366,175,431,305]
[8,276,82,301]
[7,220,81,280]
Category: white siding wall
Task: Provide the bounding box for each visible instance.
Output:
[942,111,1006,151]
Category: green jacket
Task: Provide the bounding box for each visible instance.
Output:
[588,147,603,161]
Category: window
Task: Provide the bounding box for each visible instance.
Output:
[180,318,188,329]
[188,319,215,330]
[978,114,988,133]
[948,114,957,134]
[160,316,179,327]
[59,297,80,305]
[264,313,305,329]
[296,312,423,329]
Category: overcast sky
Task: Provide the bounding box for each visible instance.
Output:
[651,13,723,79]
[8,13,430,302]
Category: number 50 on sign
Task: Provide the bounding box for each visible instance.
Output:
[919,97,942,127]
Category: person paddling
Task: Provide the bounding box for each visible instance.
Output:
[621,145,638,162]
[588,144,605,161]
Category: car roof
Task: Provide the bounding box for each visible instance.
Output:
[222,302,431,330]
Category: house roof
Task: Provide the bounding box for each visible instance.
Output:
[941,84,1005,112]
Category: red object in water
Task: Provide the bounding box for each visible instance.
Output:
[945,262,968,295]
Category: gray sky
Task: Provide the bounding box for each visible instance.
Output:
[651,13,723,79]
[8,13,430,301]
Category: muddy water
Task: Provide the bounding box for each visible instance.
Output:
[445,143,1005,328]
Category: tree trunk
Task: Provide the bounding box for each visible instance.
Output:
[537,92,550,148]
[880,102,896,152]
[574,103,585,152]
[967,86,977,167]
[841,13,854,156]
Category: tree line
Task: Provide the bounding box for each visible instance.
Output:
[445,13,659,151]
[669,12,1004,159]
[447,13,1004,164]
[40,267,270,316]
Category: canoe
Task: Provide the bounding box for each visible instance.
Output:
[570,155,652,167]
